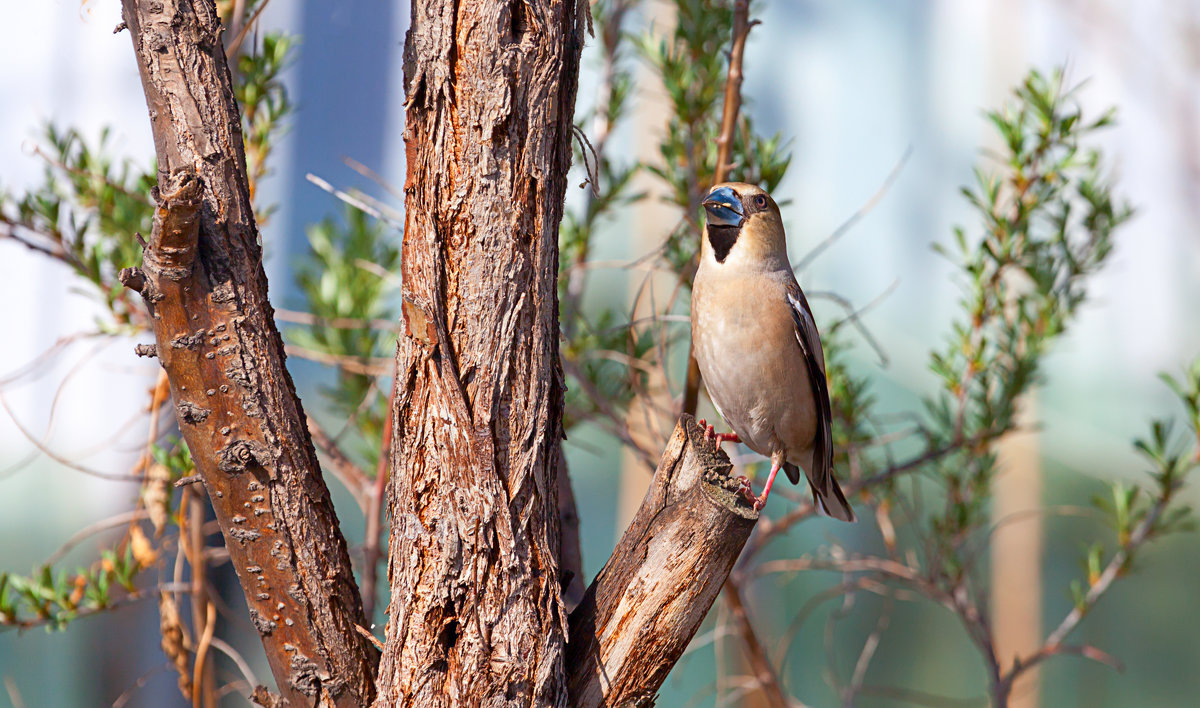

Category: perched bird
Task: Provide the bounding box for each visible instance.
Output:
[691,182,855,521]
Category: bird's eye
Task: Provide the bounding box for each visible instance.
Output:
[753,194,768,208]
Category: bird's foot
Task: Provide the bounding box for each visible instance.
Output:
[736,475,759,507]
[697,418,740,452]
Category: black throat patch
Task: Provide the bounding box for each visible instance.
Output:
[707,225,740,263]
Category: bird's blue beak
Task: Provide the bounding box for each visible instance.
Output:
[702,186,744,227]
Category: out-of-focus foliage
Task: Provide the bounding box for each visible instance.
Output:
[0,547,142,632]
[639,0,790,273]
[0,126,155,327]
[290,206,400,464]
[2,0,1197,705]
[236,31,295,223]
[921,69,1133,573]
[0,29,295,328]
[0,9,300,647]
[0,435,195,632]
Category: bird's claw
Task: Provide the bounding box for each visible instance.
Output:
[735,475,760,508]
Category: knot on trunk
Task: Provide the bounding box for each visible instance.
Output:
[217,439,271,475]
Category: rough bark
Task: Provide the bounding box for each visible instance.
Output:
[566,416,759,707]
[375,1,587,706]
[119,1,378,705]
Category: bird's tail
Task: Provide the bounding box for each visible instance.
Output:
[809,475,856,523]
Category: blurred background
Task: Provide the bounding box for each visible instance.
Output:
[1,0,1198,706]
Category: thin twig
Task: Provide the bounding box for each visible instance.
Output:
[191,601,217,708]
[227,0,248,52]
[361,374,397,621]
[739,438,979,566]
[284,344,393,377]
[1,589,153,631]
[0,221,74,265]
[224,0,273,60]
[713,1,753,184]
[809,282,899,367]
[793,146,913,273]
[0,331,107,388]
[305,173,404,229]
[722,575,790,708]
[111,663,170,708]
[213,681,251,701]
[274,308,398,332]
[3,676,26,708]
[28,143,154,205]
[207,636,261,690]
[0,389,143,482]
[43,510,150,567]
[189,488,215,708]
[843,591,894,706]
[998,494,1169,696]
[341,156,404,200]
[355,623,385,651]
[561,357,657,467]
[306,415,370,509]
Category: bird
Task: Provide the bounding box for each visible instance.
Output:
[690,182,855,521]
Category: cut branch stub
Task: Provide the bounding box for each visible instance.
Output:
[566,415,758,707]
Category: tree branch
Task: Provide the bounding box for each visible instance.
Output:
[567,415,758,706]
[119,1,377,704]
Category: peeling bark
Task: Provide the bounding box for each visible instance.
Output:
[375,1,587,705]
[566,416,758,707]
[119,1,378,704]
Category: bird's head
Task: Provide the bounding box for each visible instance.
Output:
[701,182,788,271]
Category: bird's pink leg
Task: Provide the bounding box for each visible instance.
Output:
[753,456,785,511]
[714,431,741,447]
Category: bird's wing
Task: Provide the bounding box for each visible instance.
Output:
[784,279,833,491]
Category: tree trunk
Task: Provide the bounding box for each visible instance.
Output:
[119,1,378,705]
[374,1,587,706]
[566,416,758,707]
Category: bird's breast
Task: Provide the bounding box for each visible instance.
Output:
[691,274,818,459]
